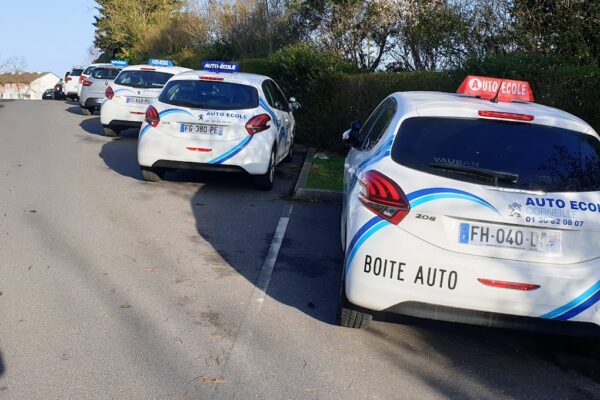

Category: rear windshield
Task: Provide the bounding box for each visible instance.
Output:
[114,70,173,89]
[391,117,600,192]
[83,66,96,75]
[91,68,120,80]
[70,68,84,77]
[158,80,259,110]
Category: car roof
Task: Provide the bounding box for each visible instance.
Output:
[391,91,595,135]
[120,65,191,74]
[170,70,270,86]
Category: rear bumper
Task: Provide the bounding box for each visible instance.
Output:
[82,97,104,109]
[380,301,600,336]
[100,99,147,126]
[344,205,600,328]
[152,160,246,174]
[138,123,274,175]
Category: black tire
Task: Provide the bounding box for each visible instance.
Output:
[103,125,119,137]
[140,166,165,182]
[253,148,275,190]
[81,107,92,116]
[337,274,372,329]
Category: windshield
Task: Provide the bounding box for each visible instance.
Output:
[158,80,259,110]
[91,68,120,80]
[70,68,84,77]
[114,70,173,89]
[391,117,600,192]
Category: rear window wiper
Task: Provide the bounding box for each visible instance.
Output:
[429,162,519,184]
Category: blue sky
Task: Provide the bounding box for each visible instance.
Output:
[0,0,98,76]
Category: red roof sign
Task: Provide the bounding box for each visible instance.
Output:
[457,75,534,102]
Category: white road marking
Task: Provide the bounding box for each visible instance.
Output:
[251,204,293,310]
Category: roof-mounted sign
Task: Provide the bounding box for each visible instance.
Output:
[111,59,129,68]
[148,59,174,67]
[201,61,239,74]
[457,75,534,102]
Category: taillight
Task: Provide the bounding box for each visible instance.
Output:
[478,110,534,121]
[145,105,160,127]
[200,76,224,81]
[359,170,410,224]
[79,75,85,83]
[245,114,271,135]
[105,86,114,99]
[65,76,72,82]
[82,80,93,87]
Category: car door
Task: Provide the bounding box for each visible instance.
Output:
[343,97,398,224]
[269,80,295,158]
[262,80,291,162]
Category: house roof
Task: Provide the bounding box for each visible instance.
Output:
[0,72,55,84]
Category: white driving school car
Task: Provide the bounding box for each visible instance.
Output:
[137,61,299,190]
[339,75,600,334]
[100,59,190,137]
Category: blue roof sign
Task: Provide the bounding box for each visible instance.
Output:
[148,58,174,67]
[111,59,128,68]
[201,61,239,73]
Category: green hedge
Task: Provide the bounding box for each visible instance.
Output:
[239,51,600,154]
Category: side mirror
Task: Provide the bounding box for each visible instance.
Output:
[342,120,361,148]
[289,97,301,112]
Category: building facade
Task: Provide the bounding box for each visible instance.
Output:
[0,72,60,100]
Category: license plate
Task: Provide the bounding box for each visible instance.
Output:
[125,97,151,105]
[459,222,561,254]
[180,123,223,136]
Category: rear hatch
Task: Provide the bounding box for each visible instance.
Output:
[65,68,83,92]
[86,67,120,98]
[112,69,173,107]
[156,78,260,142]
[387,116,600,265]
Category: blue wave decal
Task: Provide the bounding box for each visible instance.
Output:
[139,123,152,138]
[259,98,280,128]
[407,188,499,214]
[345,216,390,272]
[208,135,253,164]
[541,280,600,321]
[159,108,193,118]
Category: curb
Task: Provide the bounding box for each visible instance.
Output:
[292,148,343,203]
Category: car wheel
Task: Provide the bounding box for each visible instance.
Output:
[253,148,275,190]
[103,125,120,137]
[140,166,165,182]
[337,273,372,329]
[81,107,92,116]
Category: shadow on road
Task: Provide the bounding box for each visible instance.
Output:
[186,150,600,397]
[93,129,600,397]
[79,117,104,135]
[65,105,84,115]
[0,350,4,377]
[98,137,141,180]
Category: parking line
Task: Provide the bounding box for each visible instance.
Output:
[252,204,293,310]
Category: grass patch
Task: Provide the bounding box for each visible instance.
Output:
[305,152,344,191]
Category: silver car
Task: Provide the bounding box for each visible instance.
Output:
[79,66,122,115]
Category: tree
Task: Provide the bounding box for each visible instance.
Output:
[93,0,186,61]
[511,0,600,64]
[0,56,28,73]
[300,0,397,71]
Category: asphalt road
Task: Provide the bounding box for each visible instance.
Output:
[1,100,600,400]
